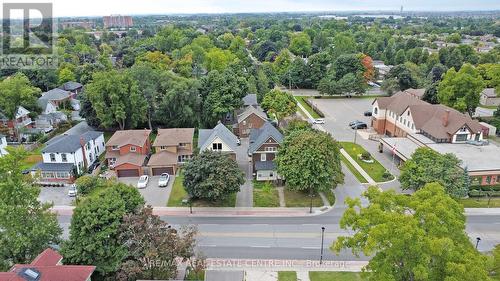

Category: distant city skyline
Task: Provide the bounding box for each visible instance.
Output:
[2,0,500,18]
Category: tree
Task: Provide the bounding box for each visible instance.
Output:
[437,64,484,116]
[382,64,420,95]
[183,150,245,202]
[284,119,313,135]
[61,182,144,278]
[86,70,148,129]
[116,206,197,280]
[318,54,367,95]
[0,73,41,139]
[276,130,344,211]
[422,82,439,104]
[58,67,76,84]
[446,33,462,44]
[289,32,312,57]
[331,33,356,58]
[135,51,171,71]
[333,183,490,281]
[261,89,297,126]
[0,148,62,270]
[399,147,468,198]
[204,48,237,72]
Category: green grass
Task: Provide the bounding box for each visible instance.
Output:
[284,189,324,207]
[309,271,364,281]
[458,198,500,208]
[253,181,280,207]
[20,145,44,170]
[340,142,394,183]
[294,96,321,119]
[167,173,236,207]
[323,189,335,206]
[278,271,297,281]
[340,154,368,183]
[185,269,205,280]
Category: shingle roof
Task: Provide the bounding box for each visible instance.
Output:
[248,122,283,154]
[237,106,268,124]
[404,88,425,99]
[32,162,74,172]
[31,249,62,266]
[374,90,427,115]
[114,153,147,167]
[60,81,83,91]
[153,128,194,147]
[481,88,497,98]
[255,160,276,171]
[147,151,177,166]
[243,94,258,106]
[43,131,103,153]
[41,88,71,101]
[106,130,151,148]
[198,123,238,151]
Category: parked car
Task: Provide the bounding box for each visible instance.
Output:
[364,111,372,116]
[158,173,170,187]
[68,184,77,197]
[312,118,325,124]
[349,120,363,127]
[137,175,149,189]
[87,161,100,174]
[351,122,368,129]
[237,138,241,146]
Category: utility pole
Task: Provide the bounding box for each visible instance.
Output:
[320,227,326,265]
[475,237,481,249]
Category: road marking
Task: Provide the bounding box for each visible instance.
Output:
[251,245,271,248]
[301,224,320,226]
[301,246,320,249]
[199,244,217,247]
[252,224,269,226]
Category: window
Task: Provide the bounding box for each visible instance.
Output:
[130,146,137,152]
[61,153,67,162]
[212,143,222,151]
[265,147,277,152]
[374,107,378,115]
[270,172,274,177]
[455,134,468,142]
[50,153,56,162]
[160,146,167,150]
[411,124,415,130]
[179,143,188,147]
[242,120,247,125]
[178,155,191,163]
[261,153,267,161]
[112,145,119,150]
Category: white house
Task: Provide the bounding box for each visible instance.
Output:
[32,131,105,183]
[0,134,8,156]
[198,122,239,159]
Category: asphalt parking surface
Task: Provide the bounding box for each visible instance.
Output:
[118,175,175,206]
[39,185,74,206]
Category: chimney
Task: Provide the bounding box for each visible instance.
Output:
[80,137,88,170]
[442,110,450,127]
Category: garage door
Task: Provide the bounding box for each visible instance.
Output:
[152,167,174,176]
[117,169,140,177]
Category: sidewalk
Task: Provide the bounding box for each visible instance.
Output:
[339,148,376,184]
[205,258,367,272]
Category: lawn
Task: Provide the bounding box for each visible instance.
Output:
[309,271,364,281]
[20,145,44,170]
[167,173,236,207]
[284,189,324,207]
[294,96,321,119]
[340,154,368,183]
[278,271,297,281]
[323,189,335,206]
[253,181,281,207]
[340,142,393,183]
[458,198,500,208]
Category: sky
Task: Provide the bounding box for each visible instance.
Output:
[2,0,500,18]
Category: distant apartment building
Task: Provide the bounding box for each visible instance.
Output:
[59,21,94,29]
[103,15,133,28]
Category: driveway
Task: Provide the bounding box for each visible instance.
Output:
[235,137,253,207]
[39,185,74,206]
[117,175,174,207]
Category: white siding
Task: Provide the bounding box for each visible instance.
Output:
[206,136,234,152]
[0,136,8,156]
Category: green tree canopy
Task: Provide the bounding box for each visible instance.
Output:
[0,72,41,123]
[261,89,297,125]
[289,32,312,57]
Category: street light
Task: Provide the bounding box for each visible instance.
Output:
[320,227,326,265]
[309,187,314,214]
[475,237,481,249]
[182,197,193,214]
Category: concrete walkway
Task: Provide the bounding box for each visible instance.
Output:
[277,187,286,207]
[339,148,376,184]
[297,271,311,281]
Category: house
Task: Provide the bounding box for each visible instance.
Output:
[248,122,283,181]
[0,106,33,139]
[0,134,8,156]
[105,129,151,177]
[39,88,75,108]
[479,88,500,107]
[234,106,268,137]
[31,131,105,183]
[59,81,84,96]
[403,88,426,100]
[147,128,194,176]
[0,248,95,281]
[242,94,258,108]
[371,90,483,143]
[198,122,239,160]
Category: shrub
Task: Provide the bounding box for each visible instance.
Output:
[75,175,101,195]
[360,151,371,160]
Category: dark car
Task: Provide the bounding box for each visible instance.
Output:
[87,161,100,174]
[351,122,368,129]
[364,111,372,116]
[348,120,362,127]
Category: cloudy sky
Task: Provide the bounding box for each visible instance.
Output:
[2,0,500,17]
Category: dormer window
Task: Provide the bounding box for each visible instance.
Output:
[50,153,56,162]
[130,146,137,152]
[112,145,119,150]
[212,143,222,151]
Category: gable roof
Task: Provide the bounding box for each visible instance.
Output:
[43,131,103,153]
[198,122,238,151]
[243,94,258,106]
[115,153,147,167]
[481,88,497,98]
[248,122,283,154]
[147,151,177,166]
[153,128,194,147]
[31,249,62,266]
[60,81,83,91]
[37,98,56,112]
[40,88,71,101]
[237,106,267,123]
[404,88,425,99]
[374,90,428,115]
[106,129,151,148]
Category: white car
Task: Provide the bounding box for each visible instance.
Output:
[158,173,170,187]
[313,118,325,124]
[137,175,149,189]
[68,184,77,197]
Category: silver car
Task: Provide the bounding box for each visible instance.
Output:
[158,173,170,187]
[68,184,77,197]
[137,175,149,189]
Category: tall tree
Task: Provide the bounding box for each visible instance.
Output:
[333,183,490,281]
[86,70,148,129]
[0,148,61,270]
[261,89,297,126]
[289,32,312,57]
[58,67,77,84]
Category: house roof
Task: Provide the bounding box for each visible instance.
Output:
[237,106,267,124]
[40,88,71,101]
[60,81,83,91]
[404,88,425,99]
[255,160,276,171]
[198,123,239,151]
[114,153,147,167]
[243,94,258,106]
[32,162,75,172]
[104,150,120,159]
[31,249,62,266]
[374,90,428,115]
[37,98,54,112]
[43,131,103,153]
[106,129,151,148]
[147,151,177,166]
[481,88,497,98]
[248,122,283,154]
[153,128,194,147]
[0,106,30,121]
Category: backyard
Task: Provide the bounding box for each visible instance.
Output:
[340,142,393,183]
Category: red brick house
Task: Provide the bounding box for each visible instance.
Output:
[0,106,33,139]
[105,129,151,177]
[248,122,283,181]
[147,128,194,176]
[234,106,268,137]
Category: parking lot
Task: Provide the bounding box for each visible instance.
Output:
[117,175,174,206]
[39,185,74,206]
